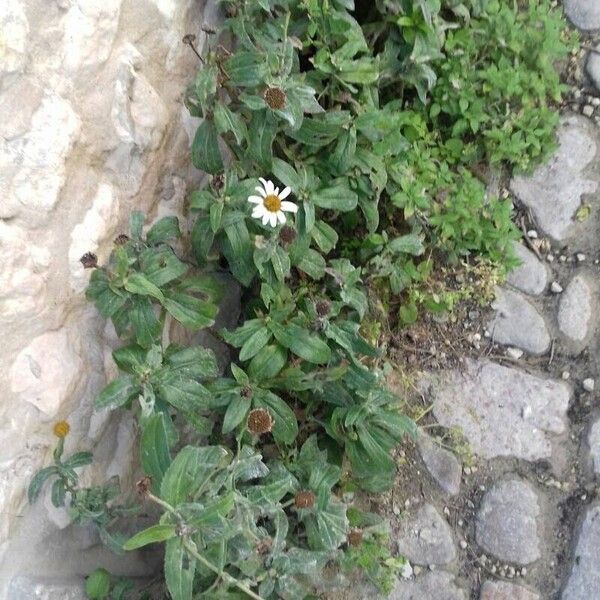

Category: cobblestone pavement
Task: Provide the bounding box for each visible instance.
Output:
[328,5,600,600]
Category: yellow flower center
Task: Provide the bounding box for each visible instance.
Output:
[263,194,281,213]
[53,420,70,438]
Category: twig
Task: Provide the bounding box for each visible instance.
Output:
[182,34,205,63]
[519,215,542,260]
[548,339,555,367]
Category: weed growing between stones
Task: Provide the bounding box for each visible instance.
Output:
[29,1,575,598]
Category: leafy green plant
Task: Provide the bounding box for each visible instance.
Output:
[29,0,575,598]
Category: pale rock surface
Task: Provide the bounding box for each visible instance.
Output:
[427,359,570,461]
[506,242,549,295]
[386,571,466,600]
[510,116,598,241]
[417,433,462,496]
[588,420,600,474]
[586,43,600,91]
[396,504,457,566]
[480,580,540,600]
[488,287,550,354]
[562,505,600,599]
[564,0,600,30]
[476,480,542,565]
[0,0,217,596]
[558,275,595,344]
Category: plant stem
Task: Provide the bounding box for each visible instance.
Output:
[182,539,265,600]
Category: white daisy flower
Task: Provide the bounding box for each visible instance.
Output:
[248,178,298,227]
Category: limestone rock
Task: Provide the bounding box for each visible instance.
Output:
[480,580,540,600]
[586,44,600,91]
[417,433,461,496]
[588,420,600,474]
[427,359,570,461]
[558,275,595,344]
[386,571,466,600]
[562,505,600,599]
[396,504,457,566]
[7,577,86,600]
[476,480,541,565]
[9,329,84,418]
[564,0,600,30]
[488,287,550,354]
[510,116,598,241]
[506,242,549,295]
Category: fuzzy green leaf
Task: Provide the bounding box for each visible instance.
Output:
[95,375,140,411]
[192,119,223,175]
[123,524,177,551]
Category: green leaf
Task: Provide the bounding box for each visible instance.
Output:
[191,216,214,264]
[129,212,144,239]
[305,501,348,551]
[248,111,276,170]
[269,321,331,364]
[51,479,66,507]
[239,326,272,361]
[163,291,217,330]
[312,221,338,253]
[95,375,140,411]
[191,119,224,175]
[124,273,165,302]
[130,297,162,348]
[388,234,425,255]
[140,413,172,492]
[112,344,147,373]
[222,395,251,434]
[86,270,126,318]
[214,103,247,145]
[65,452,93,469]
[160,445,231,506]
[165,538,196,600]
[123,524,177,551]
[247,344,287,380]
[312,186,358,211]
[28,466,57,503]
[156,372,211,413]
[271,158,302,191]
[167,346,219,379]
[220,221,256,287]
[140,247,188,288]
[254,391,298,445]
[225,51,265,87]
[146,216,181,245]
[295,248,325,279]
[220,318,264,347]
[85,568,111,599]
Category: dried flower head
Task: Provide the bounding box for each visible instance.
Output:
[347,528,363,547]
[240,386,252,399]
[315,299,331,317]
[264,86,286,110]
[114,234,129,245]
[247,408,273,435]
[182,34,196,45]
[53,420,70,438]
[80,252,98,269]
[278,225,297,247]
[294,489,316,509]
[136,476,152,495]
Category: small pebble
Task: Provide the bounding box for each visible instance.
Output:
[400,562,413,579]
[464,466,472,475]
[459,540,467,549]
[458,519,464,527]
[429,564,436,571]
[413,566,422,576]
[593,98,600,107]
[574,89,582,99]
[490,565,497,574]
[527,230,538,239]
[562,371,570,380]
[583,105,594,117]
[443,506,450,516]
[576,253,586,262]
[583,378,595,392]
[521,567,527,576]
[506,347,524,360]
[559,255,567,263]
[551,281,563,293]
[547,254,555,263]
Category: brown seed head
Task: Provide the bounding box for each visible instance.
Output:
[53,420,70,438]
[278,225,297,247]
[247,408,273,435]
[182,34,196,45]
[294,489,316,509]
[315,299,331,317]
[240,386,252,399]
[136,476,152,496]
[80,252,98,269]
[347,528,363,547]
[114,234,130,245]
[264,87,286,110]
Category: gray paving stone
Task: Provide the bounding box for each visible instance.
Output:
[386,571,466,600]
[585,43,600,91]
[506,242,549,295]
[417,432,462,496]
[8,577,86,600]
[480,580,540,600]
[562,505,600,599]
[476,480,541,565]
[564,0,600,30]
[510,116,598,241]
[428,359,570,461]
[588,419,600,474]
[558,275,595,344]
[488,287,550,355]
[396,504,457,566]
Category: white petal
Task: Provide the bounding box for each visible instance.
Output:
[269,212,278,227]
[280,201,298,214]
[279,186,291,200]
[277,211,286,224]
[274,187,280,196]
[264,180,275,195]
[259,177,269,188]
[255,185,267,198]
[248,195,263,204]
[252,205,265,218]
[262,212,270,226]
